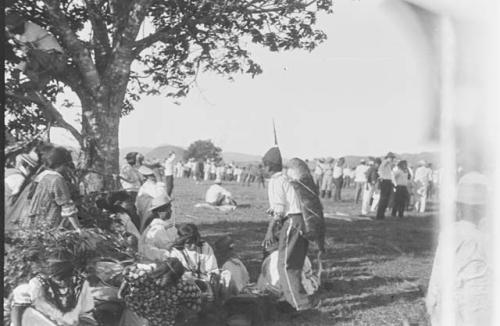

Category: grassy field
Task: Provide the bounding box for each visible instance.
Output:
[171,178,439,326]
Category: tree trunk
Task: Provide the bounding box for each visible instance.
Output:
[79,94,122,192]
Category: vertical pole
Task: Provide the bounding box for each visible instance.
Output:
[438,16,456,326]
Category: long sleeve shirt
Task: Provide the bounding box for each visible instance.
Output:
[267,171,301,217]
[392,168,409,186]
[354,165,369,183]
[205,184,232,204]
[164,154,176,176]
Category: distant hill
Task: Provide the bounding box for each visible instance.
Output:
[146,145,186,160]
[222,152,261,164]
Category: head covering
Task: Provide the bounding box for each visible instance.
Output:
[125,152,137,161]
[262,146,282,169]
[16,151,39,168]
[5,12,24,29]
[138,165,154,176]
[360,159,366,164]
[456,171,488,205]
[215,178,222,185]
[150,192,172,211]
[386,152,396,159]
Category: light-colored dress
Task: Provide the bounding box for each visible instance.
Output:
[138,218,178,261]
[170,242,219,282]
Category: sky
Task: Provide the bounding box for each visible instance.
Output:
[51,0,439,159]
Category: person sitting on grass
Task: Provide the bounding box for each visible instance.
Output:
[170,224,219,302]
[214,235,250,300]
[205,178,237,207]
[10,250,96,326]
[138,192,178,262]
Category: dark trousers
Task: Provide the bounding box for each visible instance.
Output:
[165,175,174,197]
[354,182,364,203]
[278,214,311,311]
[376,179,393,219]
[392,186,408,217]
[333,177,343,201]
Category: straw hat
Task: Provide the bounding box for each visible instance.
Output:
[138,165,154,176]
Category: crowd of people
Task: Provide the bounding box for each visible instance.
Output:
[309,154,439,218]
[5,143,491,326]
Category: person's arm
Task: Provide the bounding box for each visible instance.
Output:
[202,244,219,276]
[54,176,81,231]
[141,226,175,260]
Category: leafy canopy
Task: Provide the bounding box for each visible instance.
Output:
[184,139,222,162]
[5,0,332,139]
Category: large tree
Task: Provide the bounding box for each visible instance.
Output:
[184,139,222,162]
[5,0,332,189]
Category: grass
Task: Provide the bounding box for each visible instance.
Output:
[171,178,439,326]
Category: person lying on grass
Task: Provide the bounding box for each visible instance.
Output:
[205,179,237,207]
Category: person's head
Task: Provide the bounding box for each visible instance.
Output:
[150,192,173,220]
[6,12,26,35]
[215,178,222,185]
[359,159,366,165]
[337,157,345,166]
[43,250,77,281]
[136,153,144,165]
[397,160,408,170]
[214,235,235,264]
[374,158,382,167]
[262,147,282,173]
[385,152,396,163]
[42,146,73,171]
[157,257,186,285]
[175,223,203,250]
[456,172,488,224]
[125,152,137,166]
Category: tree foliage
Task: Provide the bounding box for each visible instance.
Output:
[184,139,222,162]
[4,0,333,185]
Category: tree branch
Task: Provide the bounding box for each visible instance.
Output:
[247,0,317,13]
[84,0,112,74]
[5,90,84,146]
[43,0,101,94]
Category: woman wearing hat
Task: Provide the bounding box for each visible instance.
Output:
[426,172,492,326]
[10,249,96,326]
[135,165,167,232]
[138,192,178,262]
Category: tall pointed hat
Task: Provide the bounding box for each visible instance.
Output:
[262,119,282,169]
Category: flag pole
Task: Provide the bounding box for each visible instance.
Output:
[272,119,278,146]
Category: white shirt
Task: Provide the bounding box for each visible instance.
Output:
[267,172,301,216]
[414,166,433,186]
[163,154,176,176]
[138,218,178,261]
[205,184,232,204]
[333,165,344,178]
[170,242,219,281]
[378,159,394,180]
[392,168,409,186]
[426,220,492,326]
[354,164,369,183]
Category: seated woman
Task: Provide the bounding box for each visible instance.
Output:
[213,236,250,300]
[10,250,96,326]
[170,224,219,300]
[138,192,178,262]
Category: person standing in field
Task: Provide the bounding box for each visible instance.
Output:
[361,158,380,216]
[353,159,368,204]
[426,172,491,326]
[333,157,345,202]
[313,158,324,192]
[391,160,410,218]
[414,160,433,213]
[120,152,144,202]
[163,151,176,197]
[376,152,396,219]
[319,158,334,199]
[256,164,266,189]
[261,145,313,312]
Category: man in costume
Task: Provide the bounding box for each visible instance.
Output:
[261,144,313,311]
